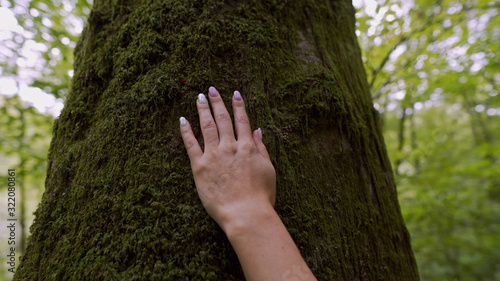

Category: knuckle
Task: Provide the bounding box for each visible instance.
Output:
[207,150,220,159]
[216,113,231,122]
[222,143,237,154]
[184,139,198,150]
[201,120,216,130]
[235,115,250,125]
[192,165,205,176]
[191,162,202,174]
[192,161,207,174]
[240,140,256,153]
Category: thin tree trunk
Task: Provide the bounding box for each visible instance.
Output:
[16,0,419,280]
[409,103,420,174]
[18,108,26,256]
[394,107,407,176]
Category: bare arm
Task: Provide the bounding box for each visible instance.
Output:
[179,86,316,281]
[224,203,316,281]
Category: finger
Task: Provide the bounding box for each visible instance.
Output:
[179,117,203,161]
[208,86,235,143]
[197,93,219,150]
[253,128,271,161]
[232,90,252,142]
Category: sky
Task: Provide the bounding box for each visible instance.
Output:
[0,0,378,118]
[0,0,380,118]
[0,2,68,117]
[1,0,498,117]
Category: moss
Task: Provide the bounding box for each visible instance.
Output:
[16,0,418,280]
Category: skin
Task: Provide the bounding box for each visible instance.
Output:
[179,86,317,281]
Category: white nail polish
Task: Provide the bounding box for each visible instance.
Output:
[180,117,187,127]
[198,93,207,104]
[233,90,242,101]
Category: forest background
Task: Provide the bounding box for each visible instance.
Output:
[0,0,498,280]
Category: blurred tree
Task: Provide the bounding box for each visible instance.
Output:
[14,0,419,280]
[0,94,53,280]
[1,1,90,277]
[354,0,500,279]
[1,1,90,278]
[0,0,92,99]
[0,0,90,280]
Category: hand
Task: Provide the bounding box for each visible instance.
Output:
[180,87,315,281]
[179,86,276,232]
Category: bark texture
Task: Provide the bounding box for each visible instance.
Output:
[16,0,419,280]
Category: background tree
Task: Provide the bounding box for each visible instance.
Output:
[1,1,90,279]
[354,0,500,279]
[13,0,419,280]
[0,94,54,281]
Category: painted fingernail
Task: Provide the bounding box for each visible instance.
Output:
[258,127,262,140]
[198,93,207,104]
[180,117,187,127]
[209,86,218,97]
[234,90,242,101]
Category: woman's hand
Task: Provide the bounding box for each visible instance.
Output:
[179,86,276,232]
[179,87,316,281]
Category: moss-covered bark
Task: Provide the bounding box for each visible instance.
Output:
[16,0,419,280]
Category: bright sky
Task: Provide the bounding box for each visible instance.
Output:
[1,0,498,117]
[0,0,378,118]
[352,0,378,17]
[0,4,66,117]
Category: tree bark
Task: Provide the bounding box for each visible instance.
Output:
[16,0,419,280]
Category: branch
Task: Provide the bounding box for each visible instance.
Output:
[368,0,444,91]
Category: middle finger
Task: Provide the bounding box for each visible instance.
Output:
[197,93,219,151]
[207,86,235,144]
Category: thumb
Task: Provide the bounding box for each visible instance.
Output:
[253,128,271,161]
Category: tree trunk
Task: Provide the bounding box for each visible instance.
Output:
[16,0,419,280]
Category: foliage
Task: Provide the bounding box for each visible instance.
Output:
[355,0,500,279]
[0,95,54,280]
[385,105,500,280]
[0,0,92,98]
[0,0,90,279]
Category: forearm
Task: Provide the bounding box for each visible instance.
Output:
[223,203,317,281]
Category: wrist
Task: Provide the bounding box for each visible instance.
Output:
[220,200,277,239]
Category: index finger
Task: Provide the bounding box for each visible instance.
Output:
[179,117,203,161]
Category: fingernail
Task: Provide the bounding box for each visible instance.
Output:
[209,86,218,97]
[180,117,187,127]
[234,90,242,101]
[198,93,207,104]
[258,127,262,140]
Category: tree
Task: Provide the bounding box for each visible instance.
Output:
[353,0,500,279]
[0,94,54,277]
[15,0,419,279]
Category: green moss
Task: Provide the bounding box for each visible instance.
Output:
[16,0,418,280]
